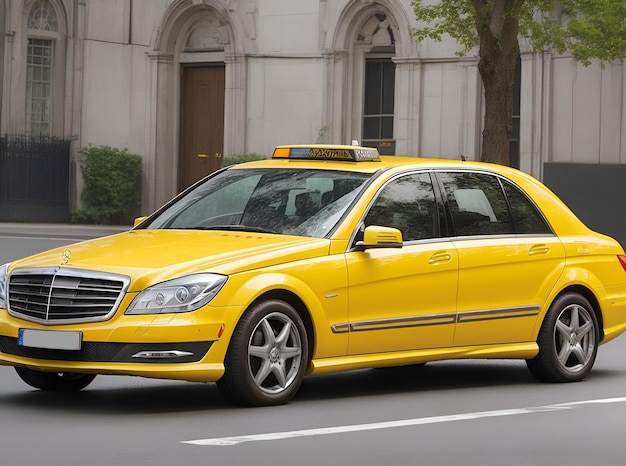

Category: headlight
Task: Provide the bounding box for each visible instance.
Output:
[0,263,9,309]
[126,274,227,315]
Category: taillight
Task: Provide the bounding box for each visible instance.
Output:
[618,255,626,272]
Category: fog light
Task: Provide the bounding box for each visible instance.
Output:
[132,350,194,359]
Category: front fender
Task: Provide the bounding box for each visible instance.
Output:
[212,258,350,359]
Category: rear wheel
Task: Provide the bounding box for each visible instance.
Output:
[15,367,96,391]
[217,299,308,406]
[527,293,598,382]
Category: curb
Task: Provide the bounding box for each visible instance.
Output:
[0,223,130,240]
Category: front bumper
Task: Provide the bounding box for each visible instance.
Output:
[0,306,234,382]
[0,336,213,363]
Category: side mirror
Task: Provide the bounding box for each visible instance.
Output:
[354,225,403,251]
[133,216,148,227]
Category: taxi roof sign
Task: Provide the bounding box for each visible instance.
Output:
[272,144,381,162]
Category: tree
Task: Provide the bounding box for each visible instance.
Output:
[412,0,626,166]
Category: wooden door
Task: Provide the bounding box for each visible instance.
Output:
[178,65,225,191]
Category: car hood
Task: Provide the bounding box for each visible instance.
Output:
[10,230,331,292]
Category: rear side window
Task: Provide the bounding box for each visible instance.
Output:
[501,179,552,234]
[439,172,513,236]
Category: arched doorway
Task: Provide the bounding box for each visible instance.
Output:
[146,1,248,212]
[178,15,228,191]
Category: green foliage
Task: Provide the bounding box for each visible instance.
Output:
[412,0,478,55]
[559,0,626,65]
[412,0,626,165]
[221,153,266,167]
[412,0,626,65]
[71,145,142,225]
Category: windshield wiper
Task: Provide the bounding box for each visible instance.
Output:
[187,225,279,234]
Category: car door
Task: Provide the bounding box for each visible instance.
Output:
[437,171,566,347]
[345,172,459,355]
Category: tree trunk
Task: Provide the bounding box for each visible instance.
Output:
[474,1,521,166]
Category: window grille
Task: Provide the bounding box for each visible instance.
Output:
[26,39,54,137]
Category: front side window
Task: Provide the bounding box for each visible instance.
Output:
[143,168,371,239]
[439,172,513,236]
[364,172,438,241]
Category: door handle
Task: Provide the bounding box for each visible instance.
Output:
[529,244,549,255]
[429,251,452,264]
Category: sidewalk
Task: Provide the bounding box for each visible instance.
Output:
[0,222,130,240]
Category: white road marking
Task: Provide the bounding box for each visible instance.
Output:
[182,396,626,446]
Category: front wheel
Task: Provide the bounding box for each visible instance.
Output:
[527,293,598,383]
[15,367,96,391]
[217,299,308,406]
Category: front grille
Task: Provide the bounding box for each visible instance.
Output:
[7,267,130,324]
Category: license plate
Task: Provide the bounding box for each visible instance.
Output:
[18,329,82,350]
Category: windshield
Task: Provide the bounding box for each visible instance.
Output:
[143,168,371,238]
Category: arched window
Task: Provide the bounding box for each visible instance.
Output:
[359,13,396,154]
[183,16,228,53]
[28,0,58,31]
[26,0,59,136]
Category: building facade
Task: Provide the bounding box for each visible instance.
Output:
[1,0,625,215]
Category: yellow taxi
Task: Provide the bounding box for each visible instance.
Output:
[1,144,626,406]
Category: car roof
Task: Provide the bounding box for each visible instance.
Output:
[229,153,523,178]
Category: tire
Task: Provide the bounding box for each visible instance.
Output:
[217,299,308,406]
[15,367,96,391]
[526,292,598,383]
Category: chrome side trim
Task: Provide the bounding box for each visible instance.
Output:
[331,305,542,334]
[457,305,541,323]
[331,323,350,334]
[351,314,457,331]
[332,313,456,333]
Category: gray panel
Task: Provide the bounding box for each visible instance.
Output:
[543,163,626,249]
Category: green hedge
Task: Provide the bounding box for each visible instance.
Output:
[71,145,142,225]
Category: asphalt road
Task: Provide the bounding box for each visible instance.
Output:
[2,225,626,465]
